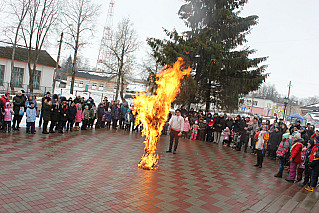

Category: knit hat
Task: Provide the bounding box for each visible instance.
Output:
[283,133,290,139]
[294,133,301,139]
[5,102,11,107]
[5,92,9,96]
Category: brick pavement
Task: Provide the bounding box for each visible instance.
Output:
[0,128,319,212]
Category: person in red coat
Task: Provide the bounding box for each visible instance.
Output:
[0,92,10,109]
[286,133,303,183]
[308,136,319,164]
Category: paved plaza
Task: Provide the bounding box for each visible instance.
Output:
[0,129,319,213]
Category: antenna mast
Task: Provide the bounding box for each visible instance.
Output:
[96,0,115,73]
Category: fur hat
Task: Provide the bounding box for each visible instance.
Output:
[294,133,301,139]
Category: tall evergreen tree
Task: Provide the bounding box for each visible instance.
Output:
[148,0,268,111]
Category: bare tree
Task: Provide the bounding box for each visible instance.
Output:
[20,0,60,93]
[8,0,31,92]
[61,0,100,94]
[104,18,139,100]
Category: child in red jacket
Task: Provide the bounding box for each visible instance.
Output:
[286,133,303,183]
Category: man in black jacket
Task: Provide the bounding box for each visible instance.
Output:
[12,91,26,130]
[268,126,283,160]
[237,117,251,152]
[39,92,51,127]
[213,113,226,144]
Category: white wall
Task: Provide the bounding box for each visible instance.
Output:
[0,58,54,93]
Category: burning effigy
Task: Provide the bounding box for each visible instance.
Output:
[133,57,192,170]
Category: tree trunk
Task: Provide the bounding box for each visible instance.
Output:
[28,62,35,93]
[115,71,121,101]
[205,81,211,112]
[10,27,21,93]
[120,73,124,100]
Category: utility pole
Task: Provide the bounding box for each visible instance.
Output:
[52,32,63,93]
[283,81,292,122]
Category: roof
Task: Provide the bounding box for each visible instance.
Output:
[0,46,57,68]
[67,71,113,81]
[287,114,306,120]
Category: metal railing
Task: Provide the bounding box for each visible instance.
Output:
[0,82,52,97]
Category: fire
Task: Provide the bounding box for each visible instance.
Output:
[134,57,192,170]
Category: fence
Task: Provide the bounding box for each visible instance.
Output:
[0,82,52,97]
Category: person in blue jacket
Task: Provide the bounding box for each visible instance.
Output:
[26,102,37,134]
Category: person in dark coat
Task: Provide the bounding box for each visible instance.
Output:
[300,127,309,143]
[180,105,188,117]
[42,97,51,134]
[58,99,69,133]
[299,139,315,187]
[268,126,283,160]
[74,95,81,104]
[213,113,226,143]
[67,101,76,131]
[112,103,121,129]
[12,91,25,130]
[233,115,241,147]
[49,96,60,133]
[96,103,105,129]
[237,117,251,152]
[39,92,51,127]
[198,119,208,141]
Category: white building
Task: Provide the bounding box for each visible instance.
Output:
[0,46,56,94]
[239,97,285,117]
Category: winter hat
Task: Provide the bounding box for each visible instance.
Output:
[6,102,11,107]
[5,92,9,96]
[185,117,188,121]
[283,133,290,139]
[275,126,280,130]
[294,133,301,139]
[195,120,198,124]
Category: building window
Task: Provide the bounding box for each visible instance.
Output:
[92,82,97,90]
[13,67,24,88]
[99,84,104,91]
[0,65,4,86]
[33,70,41,89]
[79,80,83,88]
[75,80,78,87]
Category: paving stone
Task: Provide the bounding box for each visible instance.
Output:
[0,128,318,212]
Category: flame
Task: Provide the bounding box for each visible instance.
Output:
[134,57,192,170]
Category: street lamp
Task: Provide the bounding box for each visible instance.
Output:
[283,97,289,122]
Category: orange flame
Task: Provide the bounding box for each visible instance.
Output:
[134,57,192,170]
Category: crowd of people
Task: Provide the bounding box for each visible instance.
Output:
[0,91,135,134]
[164,106,319,192]
[0,91,319,192]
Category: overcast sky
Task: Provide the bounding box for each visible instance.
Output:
[37,0,319,99]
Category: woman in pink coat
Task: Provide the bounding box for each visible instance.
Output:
[182,117,191,138]
[74,103,83,130]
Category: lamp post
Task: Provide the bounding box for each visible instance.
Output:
[283,97,289,122]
